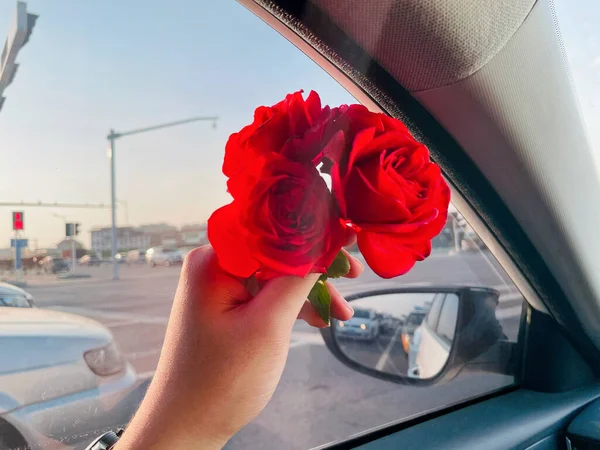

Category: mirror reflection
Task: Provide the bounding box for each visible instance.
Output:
[333,292,459,380]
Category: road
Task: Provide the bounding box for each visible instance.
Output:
[23,250,523,450]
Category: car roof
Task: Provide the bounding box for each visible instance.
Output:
[0,306,112,341]
[0,282,28,296]
[246,0,600,358]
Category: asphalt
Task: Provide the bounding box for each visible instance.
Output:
[23,250,523,450]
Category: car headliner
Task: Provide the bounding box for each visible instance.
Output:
[241,0,600,355]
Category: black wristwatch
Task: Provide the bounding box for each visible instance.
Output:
[85,429,124,450]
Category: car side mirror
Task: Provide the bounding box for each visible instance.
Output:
[319,287,517,386]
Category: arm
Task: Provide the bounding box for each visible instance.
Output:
[114,245,359,449]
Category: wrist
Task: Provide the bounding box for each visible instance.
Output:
[114,377,232,450]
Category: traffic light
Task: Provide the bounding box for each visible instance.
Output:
[12,211,24,230]
[0,2,38,113]
[66,223,80,237]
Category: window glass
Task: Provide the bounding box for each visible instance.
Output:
[353,309,371,319]
[407,312,426,325]
[425,294,445,330]
[436,293,459,342]
[553,0,600,164]
[0,2,525,449]
[0,296,31,308]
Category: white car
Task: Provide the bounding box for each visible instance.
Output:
[0,282,35,308]
[336,308,380,341]
[145,247,183,267]
[0,307,138,449]
[408,293,459,379]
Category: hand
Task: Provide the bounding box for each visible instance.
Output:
[115,245,362,450]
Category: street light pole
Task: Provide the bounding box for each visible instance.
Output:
[108,131,118,280]
[107,116,218,281]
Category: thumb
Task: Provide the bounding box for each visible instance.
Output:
[247,273,320,327]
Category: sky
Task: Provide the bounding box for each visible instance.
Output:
[0,0,356,247]
[0,0,597,249]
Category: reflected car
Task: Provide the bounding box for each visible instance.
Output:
[0,282,34,308]
[336,308,380,341]
[145,247,183,267]
[379,314,399,335]
[0,307,138,449]
[400,311,427,354]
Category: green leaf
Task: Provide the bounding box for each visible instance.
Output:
[326,250,351,278]
[308,279,331,325]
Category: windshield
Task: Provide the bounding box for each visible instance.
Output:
[554,1,600,166]
[353,309,371,319]
[407,314,426,325]
[0,296,31,308]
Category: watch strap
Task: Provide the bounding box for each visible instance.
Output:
[85,429,124,450]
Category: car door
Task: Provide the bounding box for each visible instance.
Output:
[416,294,458,380]
[2,0,599,449]
[239,0,600,449]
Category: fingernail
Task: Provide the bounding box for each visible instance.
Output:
[344,301,354,315]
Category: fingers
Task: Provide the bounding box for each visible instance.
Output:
[297,300,328,328]
[297,281,354,328]
[343,249,363,279]
[344,230,357,247]
[178,246,250,314]
[249,273,320,326]
[327,282,354,321]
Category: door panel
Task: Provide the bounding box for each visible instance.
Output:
[325,386,600,449]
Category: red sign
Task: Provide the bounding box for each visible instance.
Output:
[12,211,24,231]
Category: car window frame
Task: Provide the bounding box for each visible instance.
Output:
[235,2,600,449]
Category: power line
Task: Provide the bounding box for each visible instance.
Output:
[0,202,111,209]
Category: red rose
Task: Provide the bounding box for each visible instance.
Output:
[209,153,348,279]
[223,90,337,181]
[327,105,451,278]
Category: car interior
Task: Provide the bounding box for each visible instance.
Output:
[1,0,598,448]
[238,0,600,448]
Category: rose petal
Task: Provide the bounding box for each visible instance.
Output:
[358,231,431,278]
[345,166,412,224]
[305,90,322,124]
[207,203,260,278]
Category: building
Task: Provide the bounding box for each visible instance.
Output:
[56,239,86,259]
[137,223,177,234]
[91,227,151,253]
[180,224,208,247]
[90,223,208,254]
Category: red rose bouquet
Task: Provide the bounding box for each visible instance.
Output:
[208,91,450,324]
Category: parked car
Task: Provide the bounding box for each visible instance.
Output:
[145,247,183,267]
[400,310,427,354]
[336,308,380,341]
[0,282,34,308]
[39,256,70,274]
[379,314,399,335]
[126,250,146,265]
[0,307,139,449]
[78,254,102,266]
